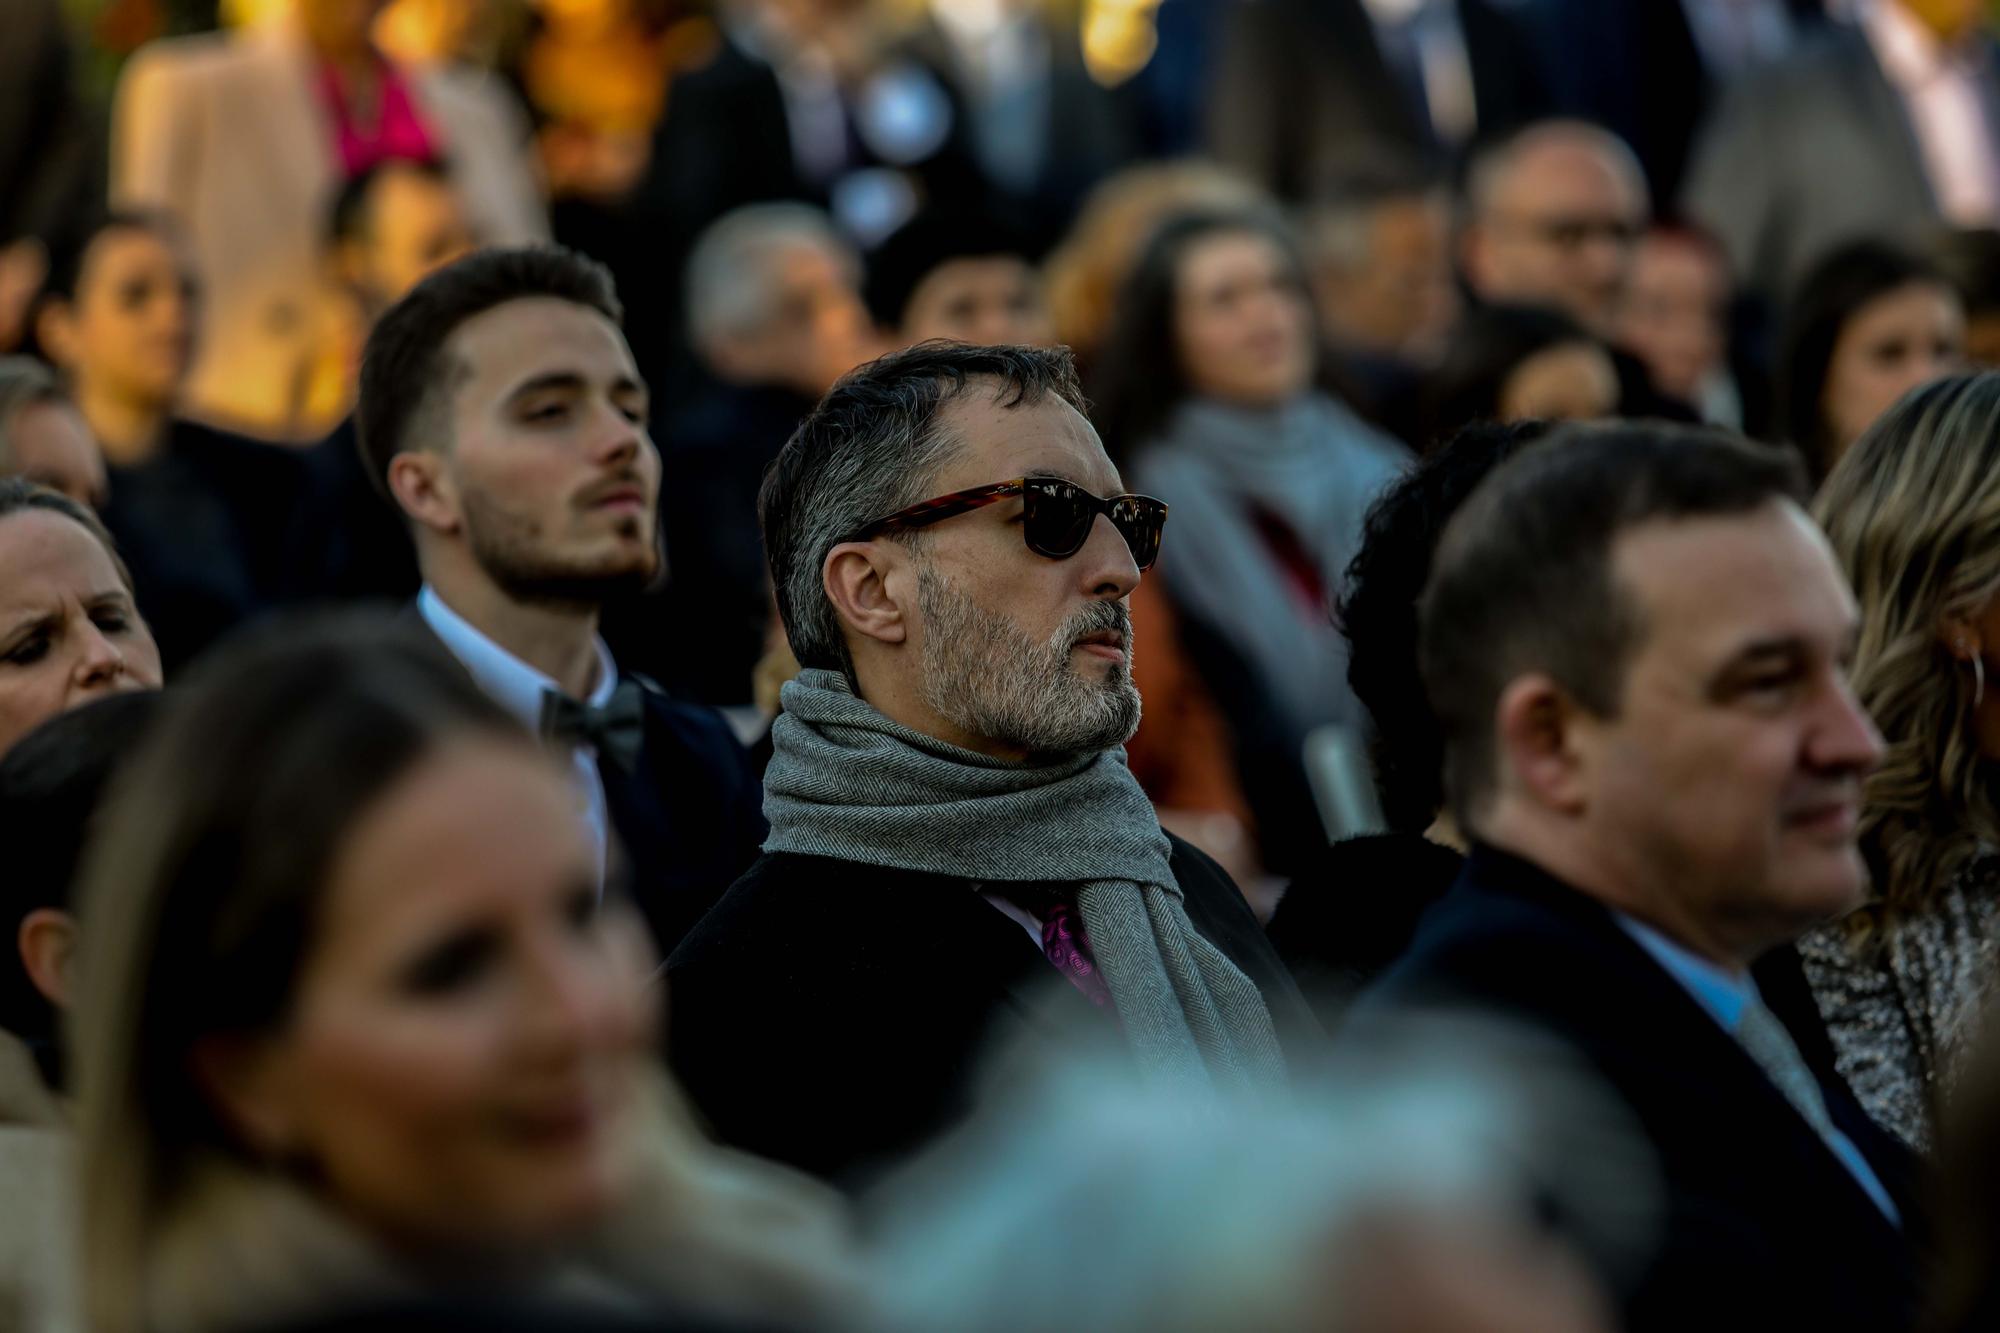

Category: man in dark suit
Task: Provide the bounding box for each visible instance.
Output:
[353,246,767,957]
[1356,421,1919,1332]
[667,342,1320,1187]
[1207,0,1554,203]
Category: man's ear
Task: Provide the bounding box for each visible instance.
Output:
[823,540,908,649]
[387,449,460,537]
[1494,673,1591,816]
[17,908,77,1010]
[190,1034,302,1162]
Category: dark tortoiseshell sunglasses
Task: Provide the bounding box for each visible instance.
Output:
[843,477,1168,569]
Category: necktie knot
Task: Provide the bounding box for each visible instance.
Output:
[540,679,646,774]
[1040,900,1113,1010]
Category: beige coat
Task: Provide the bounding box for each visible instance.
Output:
[109,18,549,440]
[130,1077,858,1333]
[0,1032,75,1333]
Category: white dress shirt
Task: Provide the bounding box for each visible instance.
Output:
[418,585,619,882]
[1862,0,2000,226]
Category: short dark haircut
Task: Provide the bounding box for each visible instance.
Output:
[327,154,452,249]
[356,246,622,499]
[0,689,163,1082]
[1777,239,1954,479]
[1342,419,1554,832]
[863,209,1038,331]
[761,340,1089,674]
[1420,421,1808,825]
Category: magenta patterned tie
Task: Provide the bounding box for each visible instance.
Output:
[1042,900,1114,1009]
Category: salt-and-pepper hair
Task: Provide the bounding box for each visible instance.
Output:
[685,203,858,351]
[759,342,1090,677]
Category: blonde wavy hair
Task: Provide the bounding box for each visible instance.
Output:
[1814,372,2000,927]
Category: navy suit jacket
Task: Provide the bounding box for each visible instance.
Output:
[1356,845,1922,1333]
[408,608,767,957]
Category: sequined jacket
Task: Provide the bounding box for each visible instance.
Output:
[1799,851,2000,1151]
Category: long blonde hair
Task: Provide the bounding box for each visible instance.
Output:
[1814,372,2000,924]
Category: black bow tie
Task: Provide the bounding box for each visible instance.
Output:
[539,679,645,774]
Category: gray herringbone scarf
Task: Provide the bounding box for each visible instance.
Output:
[762,668,1288,1092]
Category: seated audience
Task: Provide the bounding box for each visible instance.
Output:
[1423,304,1620,444]
[1457,120,1649,344]
[288,159,476,605]
[68,617,852,1333]
[1302,158,1460,444]
[110,0,546,439]
[0,691,160,1333]
[33,212,304,672]
[1615,225,1744,430]
[668,342,1319,1184]
[1356,423,1920,1332]
[600,204,879,708]
[1456,120,1691,419]
[0,479,162,757]
[1798,372,2000,1151]
[1777,239,1965,480]
[357,246,767,956]
[0,356,103,506]
[865,211,1055,349]
[1094,207,1407,767]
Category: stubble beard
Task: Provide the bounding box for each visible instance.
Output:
[461,487,660,611]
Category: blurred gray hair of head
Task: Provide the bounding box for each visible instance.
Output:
[857,1015,1652,1333]
[685,203,858,351]
[0,356,64,473]
[1461,119,1652,228]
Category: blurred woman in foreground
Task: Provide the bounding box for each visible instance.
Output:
[71,617,851,1333]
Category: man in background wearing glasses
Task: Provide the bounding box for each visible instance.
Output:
[666,342,1320,1188]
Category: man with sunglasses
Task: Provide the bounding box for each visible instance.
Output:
[665,341,1320,1186]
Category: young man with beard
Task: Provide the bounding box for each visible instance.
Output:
[357,246,767,956]
[665,342,1319,1186]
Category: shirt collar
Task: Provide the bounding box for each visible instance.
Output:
[417,585,618,730]
[1615,912,1759,1033]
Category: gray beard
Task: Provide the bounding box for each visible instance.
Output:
[915,560,1142,757]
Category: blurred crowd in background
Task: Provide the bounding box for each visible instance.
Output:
[10,0,2000,1330]
[8,0,1999,877]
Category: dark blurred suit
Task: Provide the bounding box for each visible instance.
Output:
[1207,0,1554,201]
